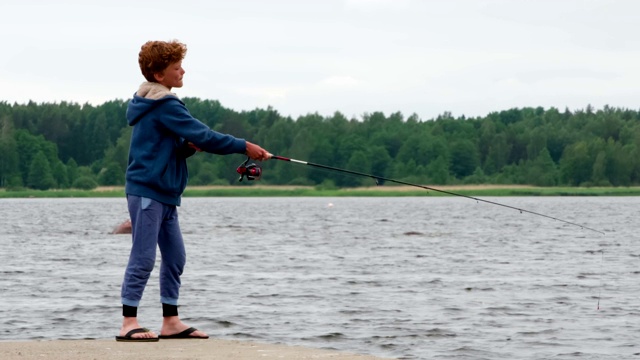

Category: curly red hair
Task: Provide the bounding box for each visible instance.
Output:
[138,40,187,82]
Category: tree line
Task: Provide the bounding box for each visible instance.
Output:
[1,99,639,190]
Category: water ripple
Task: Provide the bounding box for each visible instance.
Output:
[0,197,637,359]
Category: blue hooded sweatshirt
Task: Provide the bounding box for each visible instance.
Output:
[125,82,246,206]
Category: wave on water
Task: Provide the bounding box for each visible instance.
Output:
[0,197,637,360]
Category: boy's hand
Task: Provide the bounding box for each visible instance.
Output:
[245,141,271,161]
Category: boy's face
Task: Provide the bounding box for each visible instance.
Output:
[155,60,185,89]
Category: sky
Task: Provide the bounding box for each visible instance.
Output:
[2,0,639,120]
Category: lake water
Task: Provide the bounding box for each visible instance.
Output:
[0,196,637,359]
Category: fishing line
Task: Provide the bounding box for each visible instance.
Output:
[263,155,604,235]
[239,155,606,308]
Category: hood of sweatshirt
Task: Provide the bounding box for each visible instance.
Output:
[126,82,178,126]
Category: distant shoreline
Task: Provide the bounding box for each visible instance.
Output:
[1,185,640,198]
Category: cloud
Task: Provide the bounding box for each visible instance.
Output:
[2,0,640,120]
[344,0,411,11]
[233,86,290,102]
[319,76,360,88]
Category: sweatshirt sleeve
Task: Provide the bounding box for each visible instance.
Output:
[159,98,247,155]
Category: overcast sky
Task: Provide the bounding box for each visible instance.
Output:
[2,0,639,120]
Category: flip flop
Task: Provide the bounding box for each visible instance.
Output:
[159,327,209,339]
[115,327,159,342]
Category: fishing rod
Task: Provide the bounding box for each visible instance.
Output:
[236,155,604,235]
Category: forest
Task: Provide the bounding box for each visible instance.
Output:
[0,99,639,190]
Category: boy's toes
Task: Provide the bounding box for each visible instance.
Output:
[116,327,158,342]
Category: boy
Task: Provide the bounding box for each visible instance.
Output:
[116,40,271,341]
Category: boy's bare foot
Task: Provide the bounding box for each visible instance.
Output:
[118,317,158,340]
[160,316,209,339]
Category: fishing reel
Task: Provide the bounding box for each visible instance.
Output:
[236,156,262,182]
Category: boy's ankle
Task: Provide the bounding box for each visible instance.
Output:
[162,303,179,317]
[162,315,180,325]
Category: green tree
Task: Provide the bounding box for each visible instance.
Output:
[527,148,558,186]
[369,146,392,180]
[72,176,98,190]
[449,140,479,179]
[426,156,450,184]
[0,117,19,187]
[483,133,510,174]
[5,99,640,189]
[103,127,132,173]
[99,162,125,186]
[591,151,609,186]
[190,162,220,185]
[559,141,592,186]
[308,139,335,185]
[14,129,60,186]
[66,158,79,185]
[464,167,487,184]
[342,151,370,187]
[527,128,547,160]
[604,140,633,186]
[52,160,70,188]
[27,151,56,190]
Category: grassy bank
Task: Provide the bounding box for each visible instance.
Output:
[1,185,640,198]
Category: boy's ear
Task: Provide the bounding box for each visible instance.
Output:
[153,72,164,82]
